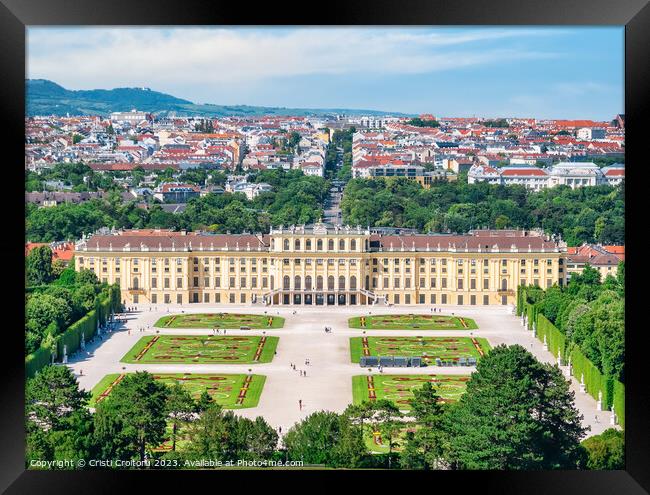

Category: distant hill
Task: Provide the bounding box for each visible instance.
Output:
[26,79,411,118]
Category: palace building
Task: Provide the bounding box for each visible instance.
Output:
[75,223,568,307]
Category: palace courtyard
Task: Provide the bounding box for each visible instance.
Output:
[67,304,613,437]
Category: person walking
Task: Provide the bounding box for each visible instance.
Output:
[299,399,302,411]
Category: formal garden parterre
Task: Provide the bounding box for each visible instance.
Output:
[120,335,279,364]
[154,313,285,329]
[352,374,469,412]
[350,336,490,364]
[349,314,477,330]
[90,372,266,409]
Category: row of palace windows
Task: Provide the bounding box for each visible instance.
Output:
[138,293,509,306]
[135,276,276,290]
[83,255,561,265]
[274,238,367,252]
[127,276,555,291]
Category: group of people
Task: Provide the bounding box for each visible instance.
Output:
[211,328,225,335]
[324,326,332,333]
[290,362,308,377]
[128,325,150,335]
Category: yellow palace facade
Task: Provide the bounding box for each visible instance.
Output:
[75,223,567,307]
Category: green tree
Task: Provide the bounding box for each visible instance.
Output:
[195,390,213,413]
[26,365,90,431]
[581,428,624,470]
[26,366,96,467]
[165,382,196,452]
[25,293,73,350]
[283,411,367,468]
[76,268,100,286]
[366,400,403,465]
[443,345,587,470]
[401,382,447,469]
[185,403,227,459]
[55,267,77,286]
[26,246,53,286]
[94,372,170,462]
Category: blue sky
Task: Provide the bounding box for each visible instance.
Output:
[27,27,623,119]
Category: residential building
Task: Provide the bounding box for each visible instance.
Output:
[153,183,201,203]
[566,244,624,279]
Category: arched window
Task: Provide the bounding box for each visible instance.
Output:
[294,276,301,290]
[350,275,357,290]
[365,239,369,251]
[271,239,275,250]
[350,239,357,251]
[317,276,323,290]
[339,239,345,251]
[328,239,334,250]
[133,277,139,289]
[365,275,370,290]
[283,239,290,251]
[338,276,346,290]
[317,239,323,251]
[294,239,301,251]
[328,276,335,290]
[270,276,274,290]
[305,275,312,290]
[501,278,508,290]
[306,239,312,250]
[283,276,290,290]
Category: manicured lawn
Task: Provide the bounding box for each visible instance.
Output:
[350,336,490,364]
[349,314,477,330]
[352,374,470,412]
[90,373,266,409]
[120,335,279,364]
[154,313,284,329]
[363,424,416,454]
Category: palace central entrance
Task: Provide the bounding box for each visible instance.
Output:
[269,291,367,306]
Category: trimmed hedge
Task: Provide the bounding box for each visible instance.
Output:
[570,346,610,407]
[55,309,98,360]
[613,381,625,428]
[533,310,625,427]
[537,315,566,363]
[26,284,122,378]
[518,284,625,427]
[25,346,52,379]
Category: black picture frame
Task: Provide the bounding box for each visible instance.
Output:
[2,0,648,492]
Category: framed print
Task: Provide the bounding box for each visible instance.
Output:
[1,0,648,492]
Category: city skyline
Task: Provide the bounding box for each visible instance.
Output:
[27,26,624,120]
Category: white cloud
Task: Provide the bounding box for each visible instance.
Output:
[27,27,562,101]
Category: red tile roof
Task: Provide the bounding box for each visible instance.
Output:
[25,242,75,261]
[500,168,547,177]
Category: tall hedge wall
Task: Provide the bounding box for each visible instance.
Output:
[517,285,624,427]
[536,315,566,363]
[25,346,52,379]
[26,284,121,378]
[613,381,625,428]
